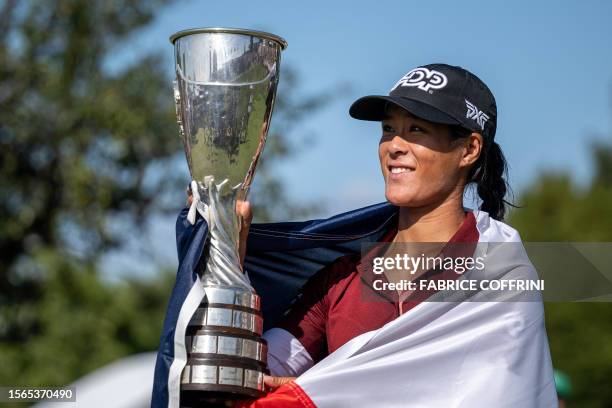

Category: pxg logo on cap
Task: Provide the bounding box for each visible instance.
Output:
[465,100,489,130]
[391,67,448,94]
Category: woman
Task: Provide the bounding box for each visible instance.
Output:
[261,63,504,380]
[188,64,556,407]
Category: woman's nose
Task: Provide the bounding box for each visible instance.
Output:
[388,135,409,157]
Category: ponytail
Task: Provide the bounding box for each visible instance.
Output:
[471,142,509,220]
[452,127,513,221]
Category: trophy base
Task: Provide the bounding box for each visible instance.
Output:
[181,385,265,408]
[181,286,269,406]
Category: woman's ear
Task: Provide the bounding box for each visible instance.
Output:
[460,133,483,168]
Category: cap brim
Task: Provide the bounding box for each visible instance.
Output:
[349,95,461,125]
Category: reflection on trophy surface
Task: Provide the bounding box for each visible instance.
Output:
[170,28,287,406]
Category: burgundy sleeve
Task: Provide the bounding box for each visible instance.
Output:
[276,255,354,363]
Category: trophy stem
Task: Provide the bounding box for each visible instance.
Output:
[196,176,252,290]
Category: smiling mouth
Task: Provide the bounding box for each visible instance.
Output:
[388,165,415,174]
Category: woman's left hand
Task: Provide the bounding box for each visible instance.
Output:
[236,199,252,267]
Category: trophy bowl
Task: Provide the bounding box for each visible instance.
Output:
[170,28,287,406]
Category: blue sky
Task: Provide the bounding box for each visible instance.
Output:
[103,0,612,278]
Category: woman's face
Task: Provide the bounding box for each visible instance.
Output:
[378,104,472,208]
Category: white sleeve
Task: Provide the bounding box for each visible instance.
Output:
[262,327,315,377]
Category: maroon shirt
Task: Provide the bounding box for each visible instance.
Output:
[277,212,479,363]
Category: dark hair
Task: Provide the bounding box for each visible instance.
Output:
[451,126,512,221]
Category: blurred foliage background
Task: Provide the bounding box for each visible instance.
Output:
[0,0,328,395]
[0,1,610,407]
[508,141,612,407]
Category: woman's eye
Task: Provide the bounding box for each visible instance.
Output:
[382,124,394,132]
[410,125,425,133]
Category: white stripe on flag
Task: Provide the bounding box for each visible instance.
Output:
[168,276,206,408]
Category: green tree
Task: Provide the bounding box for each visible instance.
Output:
[509,141,612,408]
[0,0,331,389]
[0,0,180,347]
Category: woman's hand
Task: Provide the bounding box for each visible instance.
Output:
[187,187,252,267]
[263,375,296,391]
[236,199,252,267]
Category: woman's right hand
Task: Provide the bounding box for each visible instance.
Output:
[186,187,252,268]
[263,375,296,391]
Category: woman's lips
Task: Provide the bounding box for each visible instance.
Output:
[387,165,415,180]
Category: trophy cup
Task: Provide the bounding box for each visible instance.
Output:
[170,28,287,406]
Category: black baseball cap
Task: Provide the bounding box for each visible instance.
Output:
[349,64,497,141]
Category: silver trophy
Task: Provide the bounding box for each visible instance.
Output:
[170,28,287,405]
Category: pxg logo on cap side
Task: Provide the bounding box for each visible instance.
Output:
[465,99,489,130]
[391,67,448,93]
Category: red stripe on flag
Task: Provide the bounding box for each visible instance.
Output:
[233,381,316,408]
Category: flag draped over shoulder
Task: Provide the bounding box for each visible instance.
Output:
[152,203,557,408]
[151,202,398,408]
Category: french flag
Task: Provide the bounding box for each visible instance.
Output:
[152,203,557,408]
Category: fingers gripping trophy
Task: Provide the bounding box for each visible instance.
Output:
[170,28,287,406]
